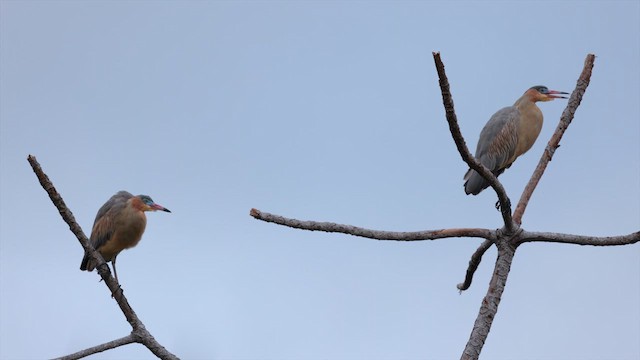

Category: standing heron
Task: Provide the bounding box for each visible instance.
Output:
[464,85,568,195]
[80,191,171,283]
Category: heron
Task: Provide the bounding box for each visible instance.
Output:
[464,85,568,195]
[80,191,170,283]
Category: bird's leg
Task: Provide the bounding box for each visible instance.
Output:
[109,256,124,298]
[112,256,119,284]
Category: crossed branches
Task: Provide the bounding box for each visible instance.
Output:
[251,53,640,360]
[27,156,179,360]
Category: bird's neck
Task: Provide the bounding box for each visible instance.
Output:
[514,93,536,107]
[514,96,542,122]
[120,201,147,229]
[514,95,542,116]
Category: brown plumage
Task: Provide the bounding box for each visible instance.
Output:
[464,85,568,195]
[80,191,170,283]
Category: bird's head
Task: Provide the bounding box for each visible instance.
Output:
[135,195,171,213]
[528,85,569,102]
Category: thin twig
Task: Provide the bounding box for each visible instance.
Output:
[250,208,492,240]
[432,52,515,232]
[52,334,137,360]
[457,239,495,292]
[513,54,596,225]
[28,155,180,360]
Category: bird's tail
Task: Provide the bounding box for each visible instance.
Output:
[80,253,96,272]
[463,169,490,195]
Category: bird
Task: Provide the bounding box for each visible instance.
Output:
[80,191,171,283]
[464,85,568,195]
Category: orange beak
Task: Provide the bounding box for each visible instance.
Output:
[151,203,171,212]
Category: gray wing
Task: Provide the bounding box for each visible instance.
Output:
[92,191,132,224]
[463,107,520,195]
[89,191,132,250]
[81,191,133,270]
[474,106,520,173]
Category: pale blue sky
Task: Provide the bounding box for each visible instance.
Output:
[1,1,638,359]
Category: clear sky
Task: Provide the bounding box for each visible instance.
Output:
[1,1,638,359]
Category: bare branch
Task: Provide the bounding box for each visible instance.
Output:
[513,54,596,225]
[461,240,516,360]
[457,239,495,292]
[52,334,137,360]
[432,52,515,232]
[250,208,491,240]
[520,230,640,246]
[27,155,94,255]
[28,155,179,360]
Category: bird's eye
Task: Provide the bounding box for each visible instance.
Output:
[540,87,548,93]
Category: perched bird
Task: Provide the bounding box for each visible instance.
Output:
[80,191,170,283]
[464,85,568,195]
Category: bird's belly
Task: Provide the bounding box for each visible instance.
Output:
[98,230,144,261]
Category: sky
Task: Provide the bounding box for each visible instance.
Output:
[1,1,639,359]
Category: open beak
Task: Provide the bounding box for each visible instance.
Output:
[152,203,171,213]
[547,90,569,99]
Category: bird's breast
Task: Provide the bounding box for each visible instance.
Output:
[118,211,147,248]
[98,210,147,260]
[514,104,543,158]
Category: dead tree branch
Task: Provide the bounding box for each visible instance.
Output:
[461,238,517,360]
[457,239,494,291]
[520,230,640,246]
[28,155,179,360]
[513,54,596,225]
[250,208,492,240]
[432,52,515,232]
[53,335,137,360]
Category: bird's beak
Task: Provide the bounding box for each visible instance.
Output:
[151,204,171,213]
[546,90,569,99]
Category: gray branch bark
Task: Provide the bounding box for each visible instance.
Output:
[461,239,516,360]
[457,239,494,291]
[250,208,492,240]
[53,335,137,360]
[521,230,640,246]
